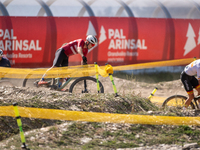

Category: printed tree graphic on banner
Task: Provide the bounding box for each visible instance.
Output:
[184,23,196,56]
[86,21,97,36]
[99,26,107,44]
[198,28,200,45]
[86,21,97,53]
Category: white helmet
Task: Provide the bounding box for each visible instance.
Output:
[86,35,97,45]
[0,49,3,57]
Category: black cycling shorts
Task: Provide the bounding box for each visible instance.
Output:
[53,48,68,67]
[180,71,199,92]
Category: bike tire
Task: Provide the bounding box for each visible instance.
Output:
[69,76,104,93]
[23,77,55,87]
[162,95,195,110]
[0,80,13,87]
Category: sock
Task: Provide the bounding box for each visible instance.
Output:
[58,82,62,88]
[39,78,45,82]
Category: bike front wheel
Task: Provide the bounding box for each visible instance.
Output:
[162,95,195,110]
[69,76,104,93]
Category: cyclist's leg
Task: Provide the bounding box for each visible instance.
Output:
[38,48,66,85]
[181,72,194,108]
[185,93,195,109]
[196,87,200,108]
[58,56,68,89]
[193,80,200,108]
[196,85,200,96]
[51,49,68,88]
[38,66,54,85]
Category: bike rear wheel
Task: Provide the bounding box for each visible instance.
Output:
[162,95,195,110]
[69,76,104,93]
[0,80,13,87]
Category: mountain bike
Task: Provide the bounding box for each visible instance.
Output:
[23,76,104,93]
[162,95,200,110]
[22,76,104,94]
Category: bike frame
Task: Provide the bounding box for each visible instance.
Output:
[55,78,100,93]
[55,78,73,90]
[193,95,200,109]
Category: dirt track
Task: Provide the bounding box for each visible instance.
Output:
[0,76,199,150]
[2,76,188,100]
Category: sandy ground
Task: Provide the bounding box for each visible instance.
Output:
[100,76,186,97]
[2,76,188,103]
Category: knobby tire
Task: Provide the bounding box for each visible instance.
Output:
[162,95,195,110]
[69,76,104,93]
[0,80,13,87]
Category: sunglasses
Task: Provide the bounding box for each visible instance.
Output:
[90,43,95,47]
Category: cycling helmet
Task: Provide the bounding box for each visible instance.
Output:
[86,35,97,45]
[0,49,3,57]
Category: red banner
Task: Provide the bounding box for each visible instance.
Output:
[0,17,199,68]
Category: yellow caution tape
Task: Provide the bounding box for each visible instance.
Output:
[112,58,194,71]
[0,106,15,117]
[97,66,109,77]
[105,64,114,75]
[1,106,200,126]
[0,58,194,79]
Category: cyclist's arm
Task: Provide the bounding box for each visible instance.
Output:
[77,47,85,65]
[77,47,84,57]
[197,67,200,93]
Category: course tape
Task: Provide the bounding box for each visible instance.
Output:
[0,58,194,79]
[112,58,194,71]
[1,106,200,126]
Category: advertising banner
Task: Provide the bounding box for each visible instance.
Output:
[0,16,199,68]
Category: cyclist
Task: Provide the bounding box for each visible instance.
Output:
[0,49,11,67]
[181,59,200,110]
[38,35,98,88]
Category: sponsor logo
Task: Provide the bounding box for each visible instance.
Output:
[86,21,147,63]
[0,29,42,62]
[0,29,41,52]
[99,26,147,50]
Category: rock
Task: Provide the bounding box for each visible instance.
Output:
[182,143,199,150]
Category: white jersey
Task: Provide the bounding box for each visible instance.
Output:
[184,59,200,80]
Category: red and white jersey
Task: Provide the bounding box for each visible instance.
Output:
[184,59,200,80]
[62,39,88,57]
